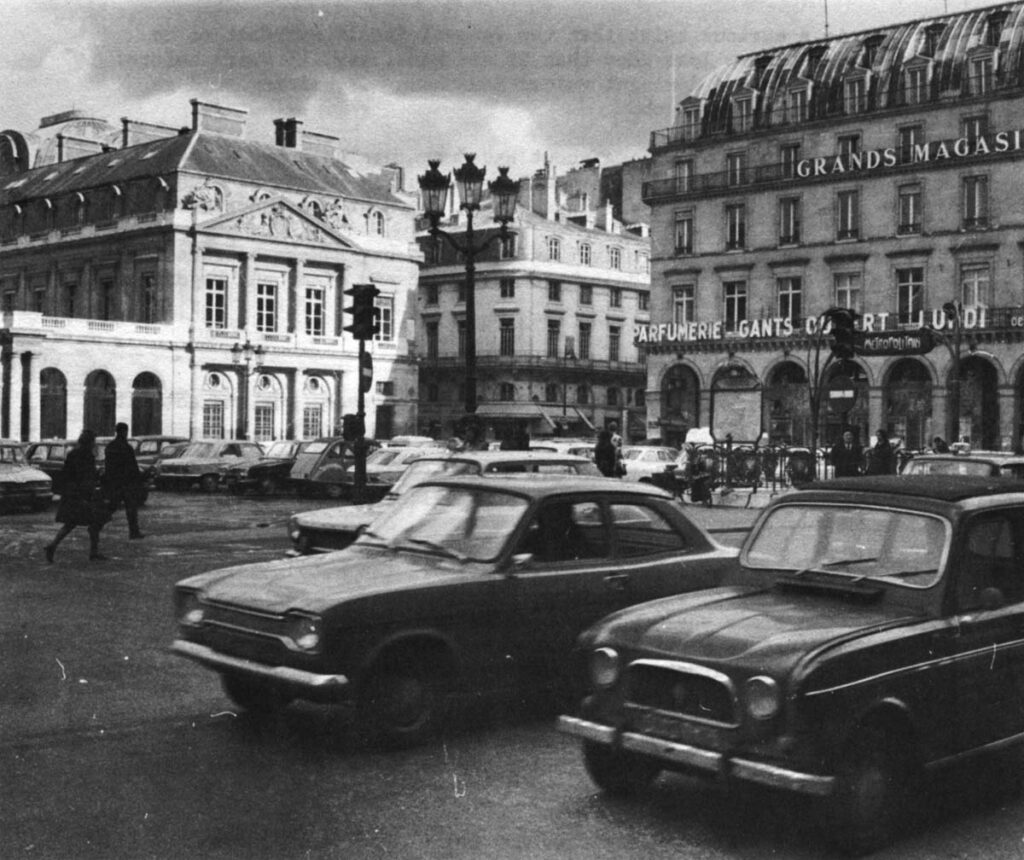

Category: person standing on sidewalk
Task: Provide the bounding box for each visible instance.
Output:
[45,429,111,562]
[103,422,145,540]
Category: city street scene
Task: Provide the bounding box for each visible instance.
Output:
[6,0,1024,857]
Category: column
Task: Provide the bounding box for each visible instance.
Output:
[25,351,40,441]
[998,384,1016,451]
[291,258,303,336]
[241,252,254,333]
[290,370,303,440]
[9,350,23,440]
[190,355,203,439]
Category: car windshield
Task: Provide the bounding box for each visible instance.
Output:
[181,442,217,458]
[389,459,478,494]
[263,441,298,458]
[362,484,528,562]
[743,502,948,588]
[0,445,27,465]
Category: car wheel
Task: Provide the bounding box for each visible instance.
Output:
[358,663,444,748]
[827,726,916,854]
[582,741,660,796]
[221,674,293,715]
[199,474,219,493]
[257,476,278,495]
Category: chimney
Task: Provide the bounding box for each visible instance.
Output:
[190,99,248,137]
[383,162,405,192]
[546,157,557,221]
[300,129,341,159]
[273,117,303,148]
[121,118,180,148]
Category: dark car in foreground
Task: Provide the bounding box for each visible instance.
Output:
[559,475,1024,854]
[226,440,308,495]
[287,450,603,554]
[172,476,736,746]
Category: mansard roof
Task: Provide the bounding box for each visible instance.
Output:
[687,1,1024,131]
[0,129,407,209]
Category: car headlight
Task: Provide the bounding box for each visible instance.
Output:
[745,675,780,720]
[287,614,322,652]
[177,591,205,626]
[589,647,621,689]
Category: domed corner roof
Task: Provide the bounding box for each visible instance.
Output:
[0,128,33,177]
[28,109,120,169]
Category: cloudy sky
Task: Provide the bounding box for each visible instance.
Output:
[0,0,1002,177]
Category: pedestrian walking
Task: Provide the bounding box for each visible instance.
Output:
[103,422,145,539]
[864,428,897,475]
[830,430,864,477]
[44,429,111,562]
[594,429,621,478]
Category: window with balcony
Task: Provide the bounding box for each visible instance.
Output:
[546,320,560,358]
[780,143,801,178]
[898,124,923,163]
[140,274,156,324]
[681,105,701,140]
[673,284,695,325]
[834,272,862,311]
[499,318,515,357]
[303,287,325,337]
[674,158,693,193]
[579,284,593,305]
[777,277,802,320]
[962,175,989,229]
[98,279,114,322]
[674,210,694,255]
[256,281,277,332]
[724,281,747,332]
[548,279,562,302]
[726,204,746,250]
[204,276,227,329]
[896,267,924,324]
[726,151,747,186]
[426,321,439,360]
[579,322,592,360]
[609,326,621,362]
[499,277,515,299]
[898,184,922,235]
[837,190,860,240]
[64,283,77,317]
[961,114,989,143]
[779,196,801,245]
[838,134,861,161]
[961,263,991,307]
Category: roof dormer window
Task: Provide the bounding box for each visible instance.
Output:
[987,12,1008,48]
[730,88,757,133]
[861,35,884,69]
[923,23,945,57]
[678,97,703,141]
[966,46,998,96]
[903,57,932,106]
[844,72,870,114]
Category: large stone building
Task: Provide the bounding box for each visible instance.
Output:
[0,100,421,443]
[642,1,1024,451]
[415,157,651,444]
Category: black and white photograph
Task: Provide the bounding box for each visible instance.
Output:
[5,0,1024,857]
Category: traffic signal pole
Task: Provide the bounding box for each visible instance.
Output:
[343,283,381,504]
[353,338,368,503]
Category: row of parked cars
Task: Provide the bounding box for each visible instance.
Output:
[170,439,1024,854]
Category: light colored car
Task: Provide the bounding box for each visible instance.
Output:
[901,450,1024,479]
[0,440,52,511]
[618,445,681,483]
[288,449,603,554]
[153,440,264,492]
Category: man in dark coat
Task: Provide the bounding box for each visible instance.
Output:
[103,422,145,539]
[45,429,111,562]
[831,430,864,478]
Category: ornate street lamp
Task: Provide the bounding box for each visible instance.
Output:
[418,154,520,432]
[231,340,266,439]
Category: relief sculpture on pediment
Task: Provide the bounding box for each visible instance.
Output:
[232,204,325,243]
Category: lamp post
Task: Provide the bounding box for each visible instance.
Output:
[231,340,265,439]
[418,155,519,442]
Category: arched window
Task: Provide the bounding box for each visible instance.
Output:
[84,369,117,435]
[39,368,68,439]
[371,210,385,236]
[132,372,162,435]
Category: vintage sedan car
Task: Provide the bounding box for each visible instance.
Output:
[172,476,736,747]
[0,440,53,511]
[131,435,189,473]
[225,440,309,495]
[153,440,264,492]
[618,446,681,483]
[901,450,1024,479]
[287,450,603,554]
[29,437,154,503]
[559,475,1024,853]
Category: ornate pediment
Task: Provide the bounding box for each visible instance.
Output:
[200,197,358,248]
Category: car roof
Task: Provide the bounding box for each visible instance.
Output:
[910,452,1024,464]
[410,474,673,499]
[794,474,1024,504]
[412,450,594,465]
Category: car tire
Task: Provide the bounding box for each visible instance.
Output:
[199,474,219,493]
[827,726,916,855]
[582,741,660,796]
[358,662,444,749]
[221,674,293,715]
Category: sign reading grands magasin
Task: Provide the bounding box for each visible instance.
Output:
[635,307,988,348]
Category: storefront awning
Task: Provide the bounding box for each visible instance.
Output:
[573,407,596,431]
[475,403,557,429]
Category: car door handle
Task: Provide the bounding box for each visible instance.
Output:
[604,573,630,591]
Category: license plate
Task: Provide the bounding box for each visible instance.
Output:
[630,707,691,742]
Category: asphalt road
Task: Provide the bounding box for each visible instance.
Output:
[2,492,1024,860]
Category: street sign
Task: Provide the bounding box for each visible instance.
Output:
[856,329,934,356]
[827,374,857,413]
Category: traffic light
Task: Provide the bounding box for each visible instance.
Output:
[826,307,860,360]
[359,351,373,394]
[341,413,364,441]
[344,283,381,340]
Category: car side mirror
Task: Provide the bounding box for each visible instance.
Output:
[508,553,533,574]
[980,587,1005,611]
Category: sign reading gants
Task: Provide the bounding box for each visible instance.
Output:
[796,129,1024,179]
[636,306,989,344]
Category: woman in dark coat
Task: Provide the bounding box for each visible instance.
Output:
[864,428,897,476]
[45,429,111,562]
[594,429,620,478]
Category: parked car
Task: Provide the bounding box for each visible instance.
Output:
[618,445,680,483]
[348,445,459,502]
[559,475,1024,854]
[901,449,1024,479]
[0,440,52,511]
[288,450,604,554]
[153,440,264,492]
[130,435,190,474]
[26,440,88,495]
[172,476,737,747]
[225,440,309,495]
[288,437,354,499]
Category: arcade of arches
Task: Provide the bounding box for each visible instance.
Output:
[656,354,1015,451]
[39,369,163,438]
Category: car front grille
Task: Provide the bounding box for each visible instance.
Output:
[203,602,286,637]
[625,660,738,727]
